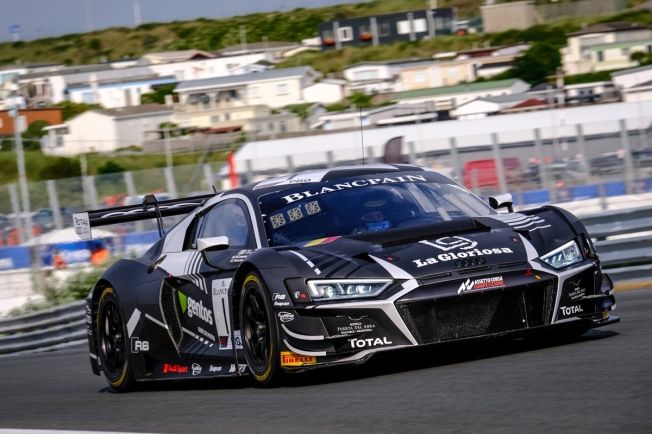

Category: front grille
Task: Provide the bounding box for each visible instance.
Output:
[160,281,183,348]
[397,281,556,344]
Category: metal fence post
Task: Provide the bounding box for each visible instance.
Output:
[326,151,335,168]
[8,184,23,240]
[164,167,178,199]
[286,155,295,173]
[366,147,375,164]
[491,133,508,194]
[124,171,143,232]
[245,159,254,185]
[448,137,462,181]
[46,180,63,230]
[575,124,593,186]
[407,141,417,164]
[203,163,215,192]
[84,175,99,209]
[534,128,554,202]
[619,119,635,194]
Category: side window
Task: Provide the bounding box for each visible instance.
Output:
[197,199,254,249]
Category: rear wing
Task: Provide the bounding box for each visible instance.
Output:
[73,193,214,240]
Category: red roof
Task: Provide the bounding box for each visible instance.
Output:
[509,98,547,109]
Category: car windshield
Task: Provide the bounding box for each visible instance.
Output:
[259,173,495,246]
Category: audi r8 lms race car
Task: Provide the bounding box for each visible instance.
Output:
[74,164,618,390]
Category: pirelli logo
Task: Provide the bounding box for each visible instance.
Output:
[280,351,317,367]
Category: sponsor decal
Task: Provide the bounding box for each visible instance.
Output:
[273,293,290,307]
[292,290,309,301]
[568,279,586,300]
[230,249,253,263]
[211,278,232,296]
[218,331,243,349]
[278,312,295,323]
[560,305,584,316]
[422,236,478,252]
[281,175,427,204]
[209,365,222,373]
[197,326,216,342]
[229,364,248,373]
[300,236,341,248]
[414,247,514,268]
[178,291,214,326]
[458,276,505,294]
[280,351,317,367]
[130,337,149,353]
[163,363,188,374]
[336,317,376,336]
[192,363,202,376]
[348,337,392,349]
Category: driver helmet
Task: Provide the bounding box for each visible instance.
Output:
[360,194,391,232]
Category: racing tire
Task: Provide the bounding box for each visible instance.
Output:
[239,272,283,386]
[96,287,135,392]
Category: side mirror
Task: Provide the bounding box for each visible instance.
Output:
[488,193,514,213]
[197,236,229,252]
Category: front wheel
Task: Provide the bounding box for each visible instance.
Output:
[239,272,282,386]
[96,287,135,392]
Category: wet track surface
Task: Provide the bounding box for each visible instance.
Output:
[1,289,651,433]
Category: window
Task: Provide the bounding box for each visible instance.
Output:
[224,113,231,121]
[397,20,411,35]
[621,47,629,56]
[276,83,289,96]
[211,115,220,123]
[359,24,371,34]
[597,51,605,62]
[413,18,427,33]
[338,26,353,42]
[197,200,254,249]
[378,22,390,37]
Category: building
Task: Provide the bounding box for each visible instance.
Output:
[174,66,320,112]
[561,22,652,75]
[393,78,531,111]
[612,63,652,102]
[480,1,540,33]
[343,59,432,94]
[42,104,172,156]
[314,103,437,131]
[451,93,534,120]
[318,8,454,50]
[141,50,215,64]
[0,108,63,135]
[66,74,177,108]
[302,79,347,105]
[217,41,301,62]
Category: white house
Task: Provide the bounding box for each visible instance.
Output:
[174,66,320,110]
[42,104,172,156]
[314,103,437,130]
[302,79,347,105]
[451,93,534,120]
[561,22,652,75]
[612,63,652,102]
[343,59,431,94]
[67,74,177,108]
[394,78,531,111]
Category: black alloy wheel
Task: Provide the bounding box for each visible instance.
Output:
[97,287,134,391]
[239,272,281,386]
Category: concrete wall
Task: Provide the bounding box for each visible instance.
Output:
[481,1,539,33]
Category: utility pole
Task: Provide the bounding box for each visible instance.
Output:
[239,25,247,52]
[8,83,32,243]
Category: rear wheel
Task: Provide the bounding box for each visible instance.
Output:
[239,272,282,386]
[96,287,134,392]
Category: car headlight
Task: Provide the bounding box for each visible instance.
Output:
[540,240,583,269]
[306,279,392,301]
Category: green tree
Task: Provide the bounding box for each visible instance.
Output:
[97,160,125,174]
[348,91,373,108]
[37,157,81,180]
[140,83,177,105]
[55,101,101,121]
[508,42,562,85]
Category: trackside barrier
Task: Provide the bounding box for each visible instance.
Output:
[1,205,651,356]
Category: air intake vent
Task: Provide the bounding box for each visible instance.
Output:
[160,281,183,348]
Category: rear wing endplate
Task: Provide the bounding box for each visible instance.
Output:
[73,193,214,240]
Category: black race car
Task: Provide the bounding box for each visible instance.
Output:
[74,164,618,390]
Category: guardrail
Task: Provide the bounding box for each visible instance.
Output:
[0,204,650,356]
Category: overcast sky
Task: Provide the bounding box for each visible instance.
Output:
[1,0,363,42]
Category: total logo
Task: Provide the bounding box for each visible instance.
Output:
[177,291,214,326]
[560,305,584,316]
[348,337,392,349]
[192,363,202,376]
[458,276,505,294]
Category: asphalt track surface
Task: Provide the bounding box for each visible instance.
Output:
[1,289,651,434]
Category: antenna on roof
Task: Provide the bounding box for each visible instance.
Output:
[359,106,365,165]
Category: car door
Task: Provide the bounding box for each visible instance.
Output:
[169,198,257,359]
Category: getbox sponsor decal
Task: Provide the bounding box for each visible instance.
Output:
[177,291,214,326]
[458,276,505,294]
[280,351,317,367]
